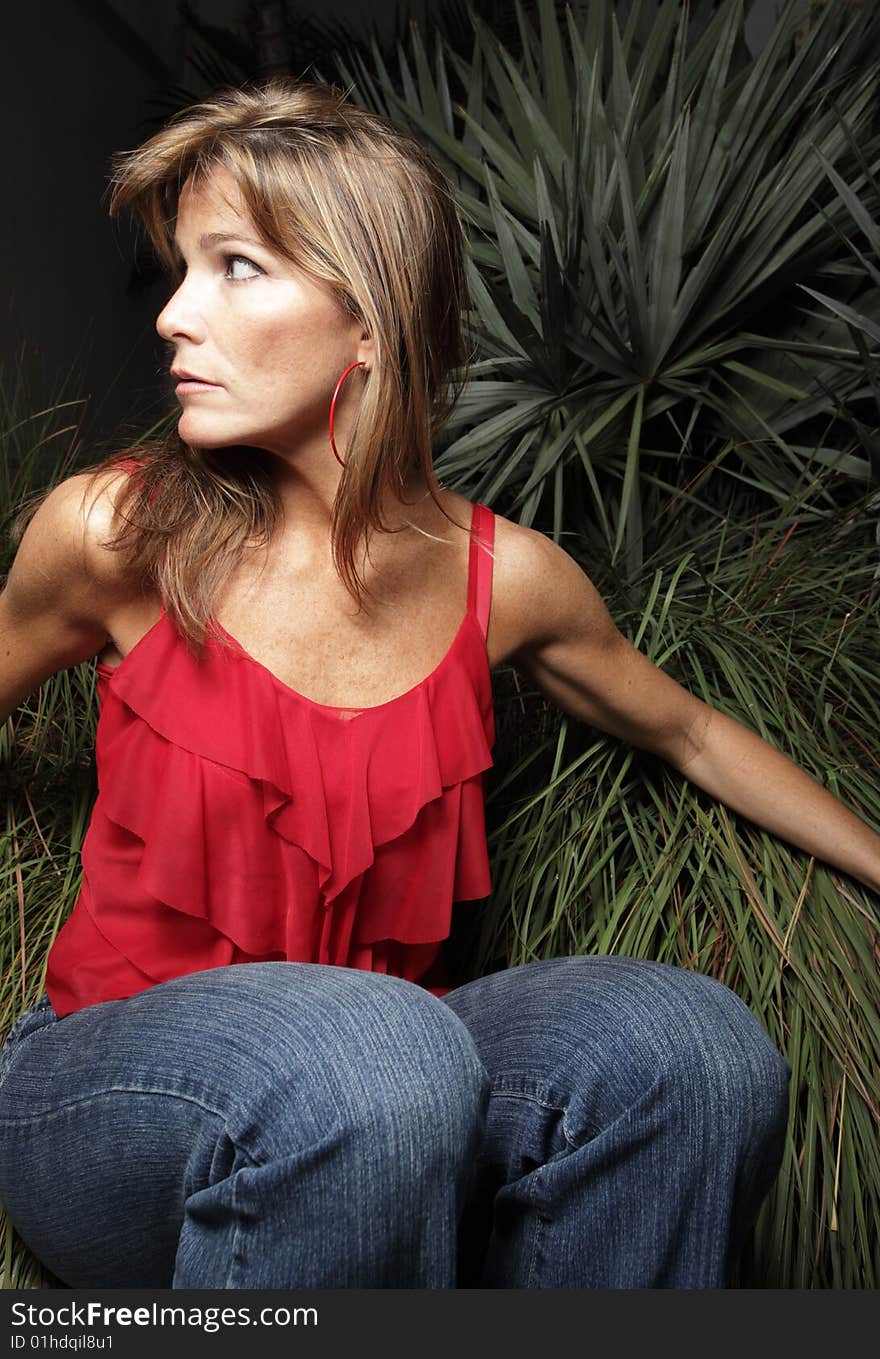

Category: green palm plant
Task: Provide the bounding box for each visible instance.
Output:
[333,0,880,576]
[796,125,880,493]
[802,148,880,353]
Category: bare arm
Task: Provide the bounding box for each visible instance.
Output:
[0,471,133,726]
[498,520,880,894]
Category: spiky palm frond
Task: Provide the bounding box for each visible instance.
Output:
[338,0,880,579]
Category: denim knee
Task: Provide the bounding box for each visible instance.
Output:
[0,967,491,1290]
[656,965,792,1143]
[560,958,792,1150]
[464,954,792,1151]
[217,968,491,1174]
[662,973,793,1119]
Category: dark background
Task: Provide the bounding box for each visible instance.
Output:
[1,0,806,453]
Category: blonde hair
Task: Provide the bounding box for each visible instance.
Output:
[26,78,473,656]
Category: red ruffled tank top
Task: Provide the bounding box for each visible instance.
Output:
[44,489,496,1019]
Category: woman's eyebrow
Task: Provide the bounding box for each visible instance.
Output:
[171,231,268,257]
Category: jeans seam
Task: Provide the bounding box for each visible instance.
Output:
[526,1170,545,1287]
[490,1088,582,1150]
[489,1089,566,1114]
[488,1090,563,1286]
[224,1166,242,1287]
[0,1022,53,1074]
[0,1084,240,1130]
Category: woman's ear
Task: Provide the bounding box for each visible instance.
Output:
[356,332,375,371]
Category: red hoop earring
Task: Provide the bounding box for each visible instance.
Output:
[329,361,366,468]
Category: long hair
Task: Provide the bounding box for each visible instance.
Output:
[16,78,473,657]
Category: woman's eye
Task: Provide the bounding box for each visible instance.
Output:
[224,255,262,282]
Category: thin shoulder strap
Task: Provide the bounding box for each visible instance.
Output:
[114,456,143,476]
[467,502,495,642]
[113,454,161,508]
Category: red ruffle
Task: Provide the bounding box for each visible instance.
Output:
[45,607,495,1017]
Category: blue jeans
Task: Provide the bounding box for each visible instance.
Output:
[0,956,791,1288]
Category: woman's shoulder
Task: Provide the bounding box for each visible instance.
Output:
[0,465,151,708]
[426,484,527,551]
[425,489,576,669]
[463,503,602,672]
[58,463,147,592]
[9,465,139,581]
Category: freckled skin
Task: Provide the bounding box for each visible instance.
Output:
[156,165,384,535]
[145,163,479,704]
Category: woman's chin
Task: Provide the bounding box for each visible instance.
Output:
[176,414,243,449]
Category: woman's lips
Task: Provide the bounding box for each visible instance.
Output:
[175,380,222,394]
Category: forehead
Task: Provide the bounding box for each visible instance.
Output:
[175,165,253,232]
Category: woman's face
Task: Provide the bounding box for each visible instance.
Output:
[155,165,371,462]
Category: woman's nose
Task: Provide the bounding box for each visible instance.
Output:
[155,278,206,343]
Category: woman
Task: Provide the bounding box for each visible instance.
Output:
[0,78,874,1291]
